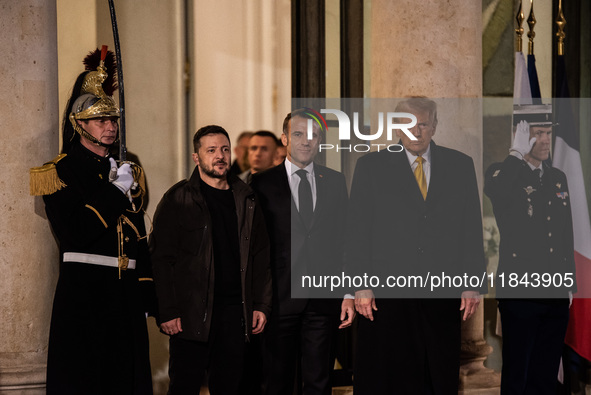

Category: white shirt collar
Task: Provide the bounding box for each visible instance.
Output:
[404,144,432,166]
[285,157,314,177]
[525,160,544,176]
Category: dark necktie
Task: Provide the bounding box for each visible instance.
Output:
[533,168,543,188]
[296,169,313,227]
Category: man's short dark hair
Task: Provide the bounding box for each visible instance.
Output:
[282,109,324,141]
[282,109,314,135]
[193,125,230,152]
[251,130,280,146]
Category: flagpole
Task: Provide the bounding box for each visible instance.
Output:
[527,0,536,55]
[556,0,566,56]
[515,0,524,52]
[513,0,532,105]
[525,0,541,102]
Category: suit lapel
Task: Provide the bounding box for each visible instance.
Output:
[275,165,297,215]
[310,165,326,229]
[425,142,441,205]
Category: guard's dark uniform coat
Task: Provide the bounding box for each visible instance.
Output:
[43,143,155,395]
[485,154,575,394]
[485,155,576,298]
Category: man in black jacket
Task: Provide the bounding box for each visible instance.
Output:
[150,125,272,394]
[485,104,575,394]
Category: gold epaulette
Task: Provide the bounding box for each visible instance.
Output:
[29,154,67,196]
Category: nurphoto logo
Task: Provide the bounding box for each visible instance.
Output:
[304,107,418,153]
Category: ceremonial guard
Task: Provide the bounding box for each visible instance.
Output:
[30,47,156,394]
[485,104,576,394]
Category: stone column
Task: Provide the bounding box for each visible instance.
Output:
[370,1,500,393]
[0,2,59,393]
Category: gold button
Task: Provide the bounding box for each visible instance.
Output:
[512,253,517,258]
[563,202,567,206]
[125,237,130,242]
[548,201,552,205]
[548,233,552,237]
[527,198,531,202]
[550,248,554,253]
[547,216,551,221]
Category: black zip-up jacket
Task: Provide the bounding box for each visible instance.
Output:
[150,168,272,342]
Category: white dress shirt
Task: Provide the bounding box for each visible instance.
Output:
[404,145,432,188]
[285,158,317,211]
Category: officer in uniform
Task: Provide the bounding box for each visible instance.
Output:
[484,104,576,394]
[30,47,156,395]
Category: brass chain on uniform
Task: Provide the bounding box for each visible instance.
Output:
[116,213,152,279]
[116,216,129,279]
[120,215,146,240]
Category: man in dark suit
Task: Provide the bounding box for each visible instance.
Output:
[484,104,575,394]
[347,98,486,394]
[251,109,356,395]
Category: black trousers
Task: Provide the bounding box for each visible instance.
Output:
[354,299,460,395]
[498,299,569,395]
[262,308,338,395]
[168,304,245,395]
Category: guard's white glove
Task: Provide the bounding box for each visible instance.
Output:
[108,157,134,195]
[510,120,536,158]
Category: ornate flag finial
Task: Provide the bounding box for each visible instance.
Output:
[556,0,566,56]
[515,0,525,52]
[527,0,536,55]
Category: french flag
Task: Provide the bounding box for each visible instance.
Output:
[554,55,591,360]
[513,51,532,105]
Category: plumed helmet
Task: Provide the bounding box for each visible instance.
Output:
[67,46,120,148]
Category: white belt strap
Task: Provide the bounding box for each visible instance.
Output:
[63,252,136,270]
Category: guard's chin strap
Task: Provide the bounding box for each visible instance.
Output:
[69,114,119,148]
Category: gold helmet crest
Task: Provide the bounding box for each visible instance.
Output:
[69,46,120,146]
